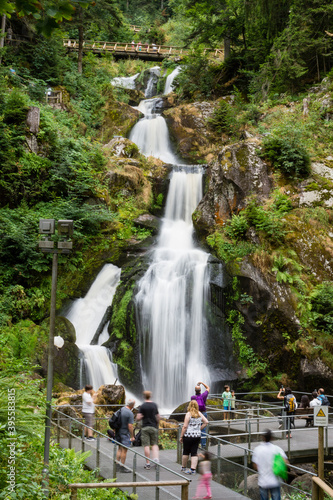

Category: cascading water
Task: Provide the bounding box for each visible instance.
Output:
[163,66,182,95]
[135,167,211,411]
[129,75,211,411]
[65,264,121,389]
[129,99,179,164]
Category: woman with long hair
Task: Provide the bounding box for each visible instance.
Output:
[179,400,208,475]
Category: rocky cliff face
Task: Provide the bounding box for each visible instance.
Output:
[194,140,273,237]
[163,102,217,161]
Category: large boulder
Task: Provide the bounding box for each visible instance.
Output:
[163,102,216,160]
[100,98,142,143]
[238,473,260,500]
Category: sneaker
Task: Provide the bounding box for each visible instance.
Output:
[144,464,151,470]
[184,469,196,475]
[86,437,96,441]
[181,467,187,472]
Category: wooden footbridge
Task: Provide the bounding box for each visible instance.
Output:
[63,39,224,61]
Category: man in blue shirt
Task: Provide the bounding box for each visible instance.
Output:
[191,381,210,447]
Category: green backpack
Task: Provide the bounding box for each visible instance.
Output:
[272,452,288,480]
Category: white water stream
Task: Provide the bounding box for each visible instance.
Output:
[65,264,121,390]
[163,66,182,95]
[136,168,210,411]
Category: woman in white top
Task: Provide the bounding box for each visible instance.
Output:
[179,400,208,474]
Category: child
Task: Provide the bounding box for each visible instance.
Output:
[222,385,231,420]
[194,451,212,499]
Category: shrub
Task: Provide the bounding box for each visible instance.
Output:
[208,99,235,134]
[261,136,311,178]
[224,213,249,239]
[310,282,333,335]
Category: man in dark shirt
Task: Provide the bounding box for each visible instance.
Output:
[191,381,210,447]
[136,391,160,469]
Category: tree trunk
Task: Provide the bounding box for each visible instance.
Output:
[78,9,84,74]
[0,15,6,66]
[224,35,231,61]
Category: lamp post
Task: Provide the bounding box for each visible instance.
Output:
[38,219,73,496]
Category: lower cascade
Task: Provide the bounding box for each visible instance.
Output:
[65,264,121,389]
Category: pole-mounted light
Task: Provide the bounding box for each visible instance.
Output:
[38,219,73,497]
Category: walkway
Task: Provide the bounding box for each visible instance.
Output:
[63,39,224,61]
[61,435,249,500]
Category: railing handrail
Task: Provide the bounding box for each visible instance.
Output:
[52,407,188,481]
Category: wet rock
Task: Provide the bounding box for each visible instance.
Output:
[134,213,161,234]
[40,317,80,389]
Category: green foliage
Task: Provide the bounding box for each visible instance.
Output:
[226,278,268,376]
[261,135,311,178]
[310,282,333,335]
[208,99,235,134]
[245,200,286,245]
[224,213,249,239]
[207,232,256,263]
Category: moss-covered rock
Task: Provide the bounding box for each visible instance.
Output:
[163,102,216,161]
[100,98,142,143]
[194,141,273,239]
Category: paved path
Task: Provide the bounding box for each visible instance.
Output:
[61,436,249,499]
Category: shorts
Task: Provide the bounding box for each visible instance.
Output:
[116,432,131,448]
[82,412,95,428]
[183,436,200,457]
[224,405,229,410]
[141,426,158,447]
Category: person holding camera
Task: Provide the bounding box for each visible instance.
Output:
[277,387,297,438]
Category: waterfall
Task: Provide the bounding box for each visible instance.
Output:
[135,168,210,411]
[65,264,121,390]
[111,73,139,89]
[129,98,179,164]
[129,83,211,411]
[163,66,182,95]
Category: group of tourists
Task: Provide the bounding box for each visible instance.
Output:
[81,383,330,500]
[277,386,329,437]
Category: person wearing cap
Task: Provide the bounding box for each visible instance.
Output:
[116,398,135,472]
[191,381,210,447]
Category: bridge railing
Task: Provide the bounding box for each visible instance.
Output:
[51,407,189,500]
[63,39,224,59]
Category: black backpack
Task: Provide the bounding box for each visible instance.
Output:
[132,429,142,447]
[318,395,330,406]
[109,408,122,430]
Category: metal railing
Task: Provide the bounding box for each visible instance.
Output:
[52,408,189,500]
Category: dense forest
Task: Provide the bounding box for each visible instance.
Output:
[1,0,333,497]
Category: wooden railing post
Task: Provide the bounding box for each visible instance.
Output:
[70,487,77,499]
[181,482,189,500]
